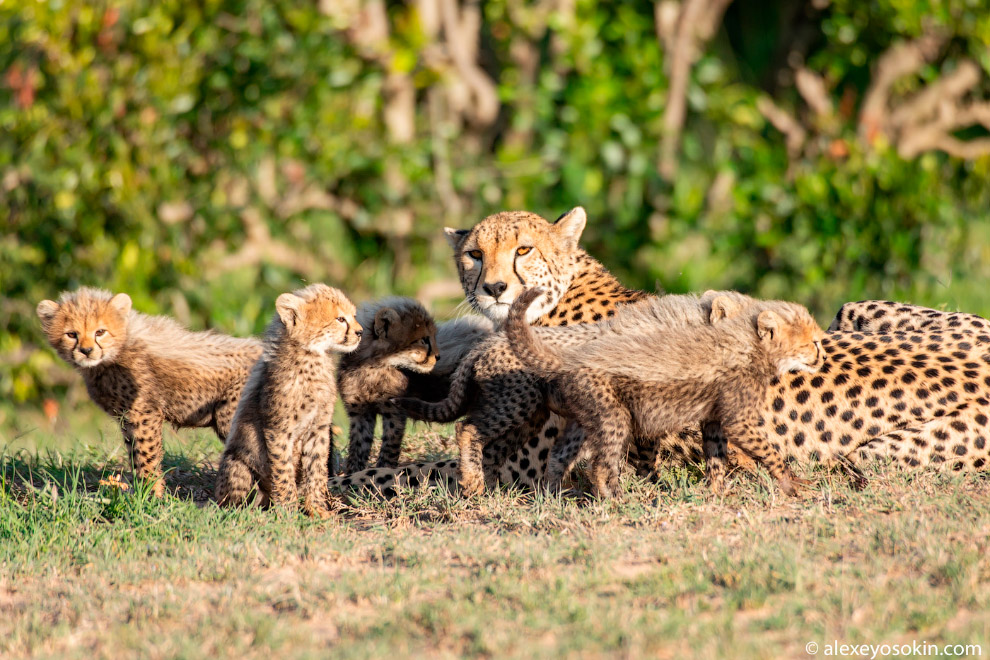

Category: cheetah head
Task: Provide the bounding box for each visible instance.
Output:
[444,207,587,325]
[356,298,439,373]
[276,283,362,355]
[37,287,132,368]
[756,303,826,375]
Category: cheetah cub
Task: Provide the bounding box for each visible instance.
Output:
[505,288,826,498]
[338,298,492,473]
[393,290,750,496]
[215,284,361,517]
[36,287,263,496]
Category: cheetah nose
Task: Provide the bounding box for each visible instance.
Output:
[354,330,363,338]
[483,281,507,299]
[79,346,93,356]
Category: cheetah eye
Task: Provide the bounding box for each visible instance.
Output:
[467,249,483,260]
[516,246,532,256]
[336,317,346,324]
[65,331,77,339]
[95,329,106,337]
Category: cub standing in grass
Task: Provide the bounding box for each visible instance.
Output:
[36,287,263,496]
[504,288,826,498]
[337,297,492,473]
[215,284,361,517]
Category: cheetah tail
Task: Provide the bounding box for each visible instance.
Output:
[391,354,476,422]
[504,287,564,374]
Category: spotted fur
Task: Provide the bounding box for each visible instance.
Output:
[505,288,825,497]
[215,284,361,517]
[338,297,492,472]
[828,300,989,335]
[331,208,647,494]
[334,292,990,495]
[37,287,263,496]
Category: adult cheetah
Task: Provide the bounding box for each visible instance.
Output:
[332,266,990,496]
[828,300,989,335]
[330,207,647,494]
[643,304,990,474]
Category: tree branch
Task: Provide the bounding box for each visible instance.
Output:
[657,0,735,180]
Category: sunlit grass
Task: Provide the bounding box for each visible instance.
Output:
[2,419,989,659]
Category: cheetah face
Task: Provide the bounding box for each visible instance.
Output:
[757,307,826,376]
[445,208,587,325]
[387,335,438,374]
[276,284,362,355]
[776,339,825,375]
[372,307,439,374]
[37,290,131,369]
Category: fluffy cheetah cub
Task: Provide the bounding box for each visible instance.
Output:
[506,288,826,498]
[215,284,361,517]
[37,287,263,496]
[338,297,492,472]
[393,290,752,496]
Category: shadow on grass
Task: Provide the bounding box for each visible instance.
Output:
[0,444,221,505]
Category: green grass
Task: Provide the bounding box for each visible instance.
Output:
[2,413,990,659]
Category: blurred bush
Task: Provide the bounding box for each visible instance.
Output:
[2,0,989,404]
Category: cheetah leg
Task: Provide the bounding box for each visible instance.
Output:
[455,421,486,497]
[215,453,256,507]
[544,422,587,489]
[651,428,706,473]
[266,428,298,508]
[212,394,240,442]
[628,434,660,477]
[121,404,166,497]
[215,420,267,507]
[327,423,340,478]
[299,419,334,519]
[725,444,759,471]
[650,428,762,476]
[722,412,803,496]
[344,411,376,474]
[588,408,632,499]
[846,407,990,472]
[375,412,407,469]
[570,378,631,499]
[700,421,729,495]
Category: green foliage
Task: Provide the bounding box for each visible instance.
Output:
[3,0,989,404]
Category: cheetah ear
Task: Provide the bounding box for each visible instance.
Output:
[757,310,782,341]
[552,207,587,251]
[109,293,132,317]
[374,308,401,339]
[444,227,470,251]
[275,293,303,328]
[710,295,743,323]
[36,300,60,331]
